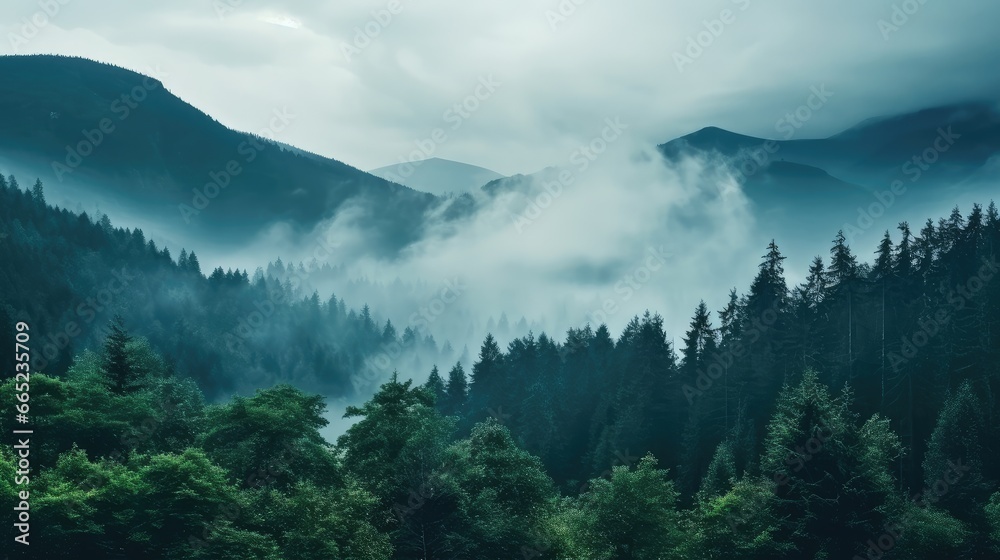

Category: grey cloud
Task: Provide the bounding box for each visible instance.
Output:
[4,0,997,174]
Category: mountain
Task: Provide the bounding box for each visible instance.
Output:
[3,54,996,265]
[660,101,1000,189]
[0,55,442,256]
[478,102,999,267]
[659,101,1000,244]
[369,157,504,196]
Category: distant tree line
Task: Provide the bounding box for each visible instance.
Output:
[2,170,999,558]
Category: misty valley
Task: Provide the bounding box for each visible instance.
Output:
[2,5,1000,558]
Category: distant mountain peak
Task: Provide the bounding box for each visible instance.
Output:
[369,157,504,196]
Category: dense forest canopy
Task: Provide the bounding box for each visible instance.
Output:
[2,173,1000,558]
[0,174,447,400]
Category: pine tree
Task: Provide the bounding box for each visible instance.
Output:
[805,256,827,304]
[103,315,135,394]
[922,382,995,531]
[696,440,737,504]
[826,231,860,386]
[424,365,446,405]
[31,179,44,204]
[748,240,789,314]
[828,230,858,284]
[99,213,113,232]
[680,301,715,378]
[873,230,895,410]
[895,221,914,278]
[381,319,398,345]
[739,241,790,418]
[442,362,469,418]
[187,251,202,275]
[986,201,999,255]
[788,256,827,372]
[679,301,724,494]
[762,371,903,558]
[497,312,510,336]
[717,288,743,346]
[360,304,375,337]
[915,219,939,283]
[874,230,894,280]
[467,334,504,425]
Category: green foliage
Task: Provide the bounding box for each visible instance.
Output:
[443,419,558,559]
[200,384,340,489]
[0,175,443,399]
[0,348,205,467]
[564,454,684,559]
[890,503,969,559]
[132,449,245,555]
[761,371,903,558]
[31,177,44,203]
[103,314,137,394]
[987,491,1000,551]
[424,365,446,404]
[338,374,455,506]
[696,440,737,504]
[5,173,1000,557]
[688,477,791,560]
[441,361,469,417]
[922,381,995,523]
[243,482,391,560]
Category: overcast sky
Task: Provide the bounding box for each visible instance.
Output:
[3,0,999,175]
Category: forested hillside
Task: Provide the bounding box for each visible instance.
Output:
[0,173,447,399]
[0,55,441,254]
[2,165,999,557]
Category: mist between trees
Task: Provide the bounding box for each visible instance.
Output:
[3,173,1000,558]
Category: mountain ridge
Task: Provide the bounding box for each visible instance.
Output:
[369,157,504,196]
[0,54,441,256]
